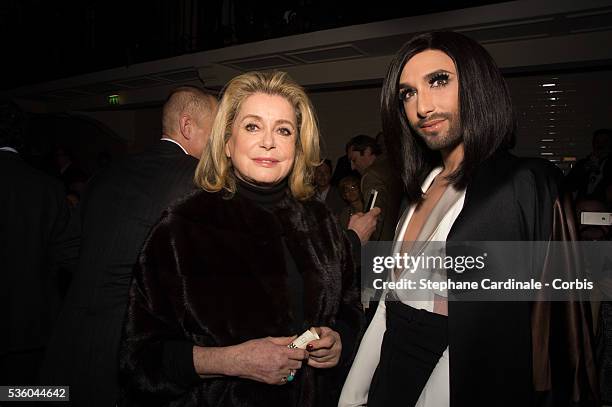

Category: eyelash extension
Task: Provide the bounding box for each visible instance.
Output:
[399,87,415,102]
[429,72,450,86]
[399,72,450,102]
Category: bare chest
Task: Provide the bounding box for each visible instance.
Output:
[402,181,448,242]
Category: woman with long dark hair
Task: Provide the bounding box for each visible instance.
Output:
[340,31,596,407]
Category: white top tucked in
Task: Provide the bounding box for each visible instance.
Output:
[339,167,466,407]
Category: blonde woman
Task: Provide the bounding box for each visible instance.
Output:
[119,71,368,407]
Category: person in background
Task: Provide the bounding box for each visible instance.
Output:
[338,175,364,229]
[314,158,345,215]
[566,128,612,201]
[331,141,360,187]
[54,145,88,200]
[118,71,377,407]
[0,101,79,385]
[347,134,403,241]
[40,86,218,407]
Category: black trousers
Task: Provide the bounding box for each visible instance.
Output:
[368,293,448,407]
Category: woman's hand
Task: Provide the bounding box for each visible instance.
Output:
[226,336,309,385]
[306,327,342,368]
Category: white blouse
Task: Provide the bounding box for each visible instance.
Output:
[339,168,466,407]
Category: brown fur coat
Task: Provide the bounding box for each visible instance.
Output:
[119,189,364,407]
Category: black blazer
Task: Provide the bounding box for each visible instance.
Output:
[40,140,199,407]
[0,151,78,358]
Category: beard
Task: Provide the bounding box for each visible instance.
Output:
[411,111,461,151]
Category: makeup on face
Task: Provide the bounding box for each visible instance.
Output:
[398,49,461,151]
[225,93,297,185]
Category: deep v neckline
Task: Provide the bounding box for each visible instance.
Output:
[402,173,448,245]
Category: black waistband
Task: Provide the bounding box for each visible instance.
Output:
[385,291,448,328]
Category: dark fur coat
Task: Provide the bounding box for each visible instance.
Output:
[119,189,364,407]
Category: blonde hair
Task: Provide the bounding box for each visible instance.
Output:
[195,71,321,200]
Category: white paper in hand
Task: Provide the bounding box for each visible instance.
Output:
[288,328,320,349]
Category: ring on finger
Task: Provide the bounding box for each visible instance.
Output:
[280,376,288,385]
[287,369,296,382]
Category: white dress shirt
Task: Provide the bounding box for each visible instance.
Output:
[339,167,466,407]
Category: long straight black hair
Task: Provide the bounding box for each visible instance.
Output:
[380,31,515,205]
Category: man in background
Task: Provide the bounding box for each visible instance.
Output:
[347,134,402,241]
[40,86,218,407]
[0,102,79,385]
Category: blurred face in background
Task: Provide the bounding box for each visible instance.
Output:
[340,178,362,204]
[348,146,376,174]
[225,93,297,185]
[314,163,332,189]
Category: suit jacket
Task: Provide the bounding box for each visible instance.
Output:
[40,140,199,407]
[119,189,364,407]
[360,155,403,241]
[0,151,79,357]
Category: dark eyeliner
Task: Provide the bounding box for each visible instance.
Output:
[429,72,449,86]
[399,87,413,101]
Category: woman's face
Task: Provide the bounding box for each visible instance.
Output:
[341,181,361,203]
[225,93,297,185]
